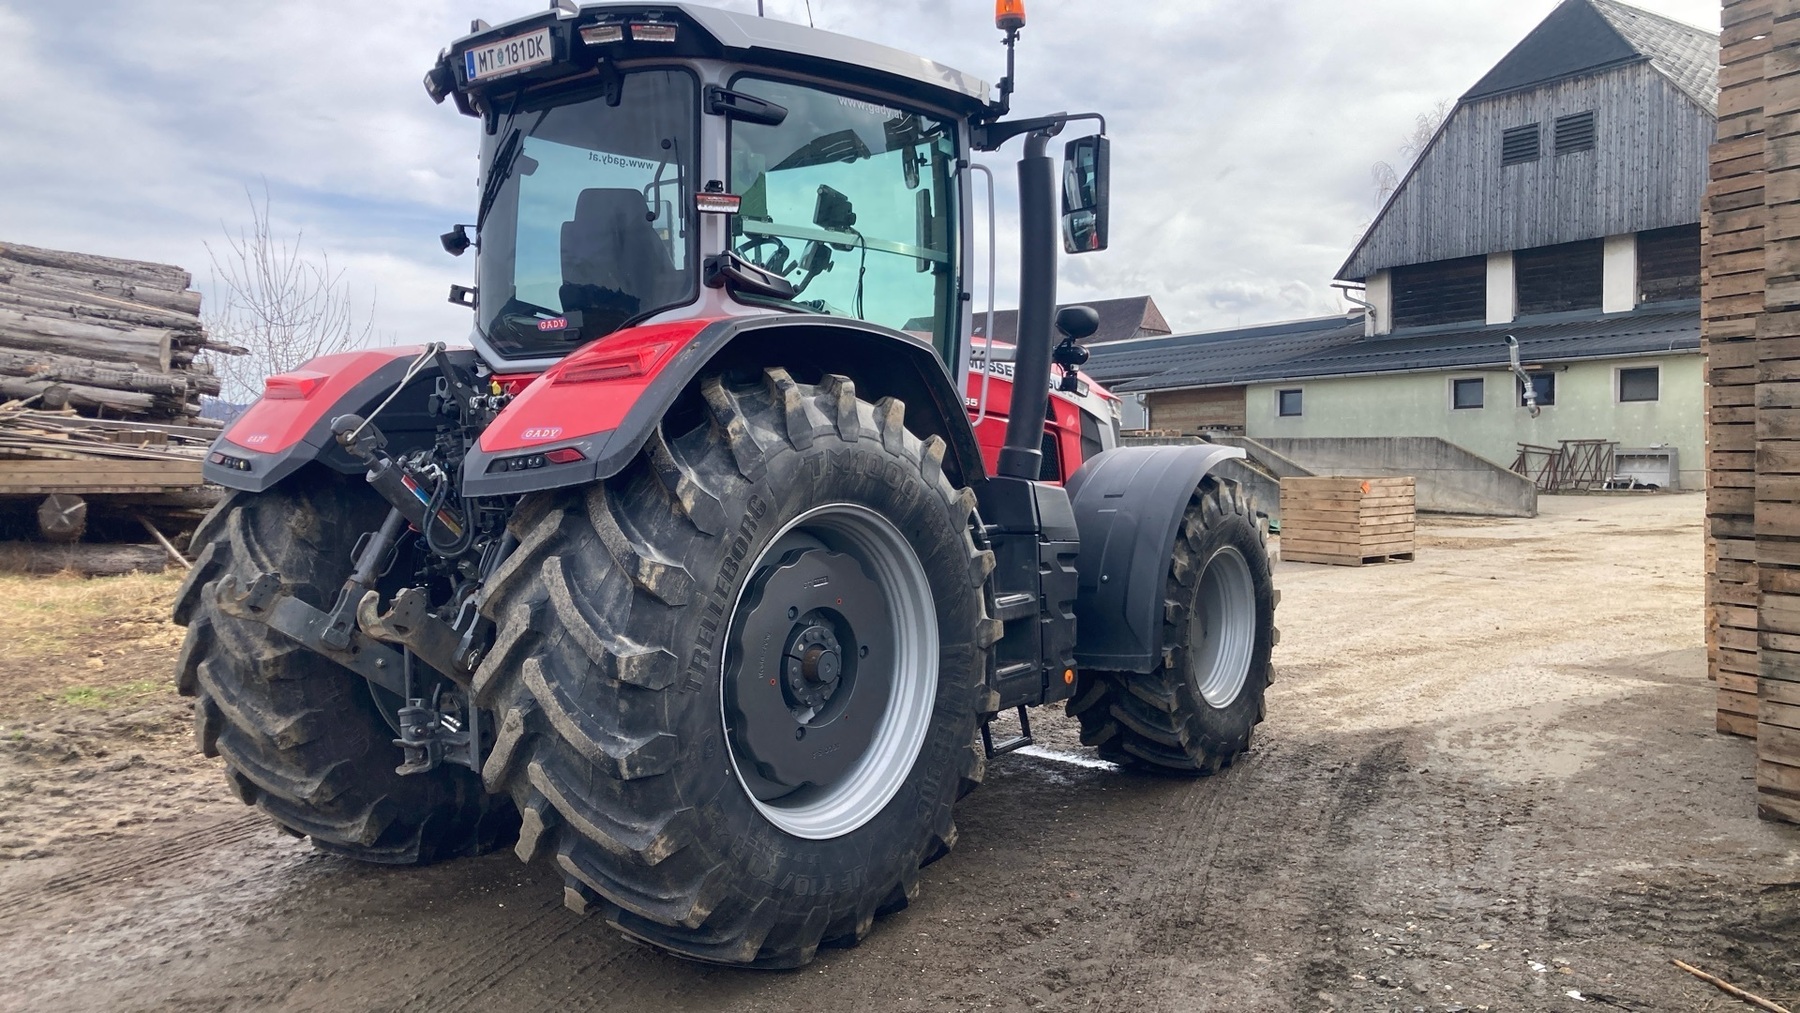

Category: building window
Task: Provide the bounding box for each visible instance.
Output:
[1391,256,1487,328]
[1515,239,1603,316]
[1452,377,1485,410]
[1619,366,1660,402]
[1554,112,1595,154]
[1518,372,1556,407]
[1638,224,1701,303]
[1277,389,1303,417]
[1502,124,1541,165]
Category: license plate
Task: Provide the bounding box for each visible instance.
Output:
[464,27,553,84]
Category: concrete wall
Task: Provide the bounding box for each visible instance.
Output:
[1120,434,1287,524]
[1242,436,1539,517]
[1245,353,1702,489]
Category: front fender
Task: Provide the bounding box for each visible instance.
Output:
[462,315,984,498]
[1067,444,1248,673]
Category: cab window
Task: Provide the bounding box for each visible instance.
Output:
[728,77,960,362]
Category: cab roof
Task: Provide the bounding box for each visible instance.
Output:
[443,3,993,114]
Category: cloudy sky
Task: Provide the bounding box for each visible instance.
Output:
[0,0,1722,346]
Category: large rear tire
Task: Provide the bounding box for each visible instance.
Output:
[1067,475,1275,773]
[474,367,994,967]
[172,475,511,863]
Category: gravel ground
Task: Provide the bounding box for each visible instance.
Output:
[2,492,1796,1012]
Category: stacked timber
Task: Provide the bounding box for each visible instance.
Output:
[0,241,240,421]
[1706,0,1769,740]
[1707,0,1800,826]
[1755,3,1800,825]
[1277,477,1415,567]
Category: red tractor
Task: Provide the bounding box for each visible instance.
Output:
[174,1,1275,967]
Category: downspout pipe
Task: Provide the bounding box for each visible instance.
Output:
[1330,281,1376,336]
[998,128,1060,480]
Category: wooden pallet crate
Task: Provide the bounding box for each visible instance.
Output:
[1277,477,1415,567]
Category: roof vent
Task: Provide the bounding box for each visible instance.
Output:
[1502,124,1541,166]
[1555,111,1595,154]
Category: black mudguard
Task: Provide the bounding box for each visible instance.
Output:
[461,315,986,498]
[1066,444,1249,673]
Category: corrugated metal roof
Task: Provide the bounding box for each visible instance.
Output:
[1084,314,1356,384]
[1092,303,1698,393]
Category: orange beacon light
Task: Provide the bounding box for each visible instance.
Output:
[996,0,1026,32]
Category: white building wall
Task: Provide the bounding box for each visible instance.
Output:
[1603,233,1638,313]
[1486,252,1515,324]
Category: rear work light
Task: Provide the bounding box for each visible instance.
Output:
[629,21,678,42]
[580,21,624,44]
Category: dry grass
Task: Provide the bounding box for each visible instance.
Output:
[0,572,186,720]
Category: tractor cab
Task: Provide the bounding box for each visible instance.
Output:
[427,2,1105,394]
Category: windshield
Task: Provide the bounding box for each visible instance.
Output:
[475,70,698,359]
[728,77,960,361]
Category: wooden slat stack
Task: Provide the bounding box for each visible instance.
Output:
[1277,476,1415,567]
[0,241,241,421]
[1754,0,1800,823]
[1706,0,1800,825]
[1706,0,1770,739]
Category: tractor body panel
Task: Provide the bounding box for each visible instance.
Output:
[462,314,985,497]
[205,347,483,492]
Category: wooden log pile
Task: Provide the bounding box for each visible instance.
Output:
[0,241,242,421]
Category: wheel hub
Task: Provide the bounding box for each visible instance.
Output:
[724,545,893,799]
[784,618,844,720]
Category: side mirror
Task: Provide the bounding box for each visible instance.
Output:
[1061,135,1110,254]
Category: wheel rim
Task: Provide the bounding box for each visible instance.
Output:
[720,503,939,840]
[1189,545,1256,709]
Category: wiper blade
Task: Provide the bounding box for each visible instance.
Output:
[476,128,522,229]
[476,109,552,229]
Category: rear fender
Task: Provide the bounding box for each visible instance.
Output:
[463,315,984,497]
[1066,444,1248,673]
[206,346,481,493]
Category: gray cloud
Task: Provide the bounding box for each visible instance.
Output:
[0,0,1722,346]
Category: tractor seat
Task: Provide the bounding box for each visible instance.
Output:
[559,187,683,330]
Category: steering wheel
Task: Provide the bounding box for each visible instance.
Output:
[735,234,795,276]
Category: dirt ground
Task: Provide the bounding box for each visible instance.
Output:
[2,492,1797,1012]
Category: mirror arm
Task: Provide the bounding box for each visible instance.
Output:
[974,111,1105,152]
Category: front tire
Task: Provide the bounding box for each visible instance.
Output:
[475,368,994,967]
[1067,476,1275,773]
[171,475,510,863]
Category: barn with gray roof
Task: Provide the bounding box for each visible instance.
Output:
[1087,0,1713,489]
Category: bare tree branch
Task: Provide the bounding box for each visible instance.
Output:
[201,183,376,403]
[1371,98,1455,209]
